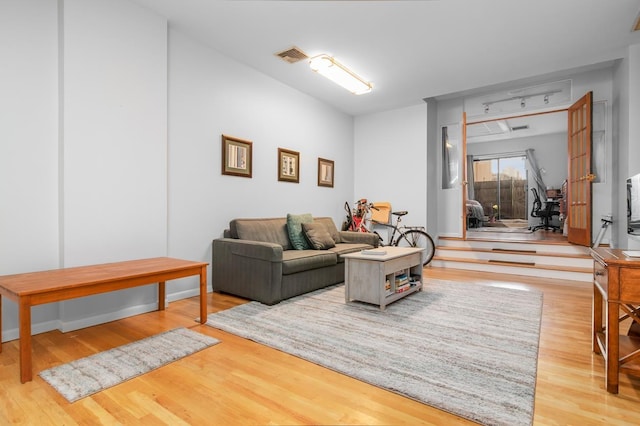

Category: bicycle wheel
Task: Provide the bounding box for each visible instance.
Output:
[394,229,435,266]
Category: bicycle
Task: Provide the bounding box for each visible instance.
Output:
[343,200,435,266]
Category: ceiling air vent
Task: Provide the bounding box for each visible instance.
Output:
[511,125,530,131]
[275,46,309,64]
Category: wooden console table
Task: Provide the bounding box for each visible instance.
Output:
[590,248,640,393]
[0,257,208,383]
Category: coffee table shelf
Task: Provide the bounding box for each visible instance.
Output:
[343,247,424,310]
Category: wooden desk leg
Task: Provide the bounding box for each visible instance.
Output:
[158,281,166,311]
[18,298,32,383]
[606,301,620,393]
[593,286,603,354]
[199,266,207,324]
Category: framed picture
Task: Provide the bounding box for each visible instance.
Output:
[278,148,300,183]
[222,135,252,178]
[317,157,334,188]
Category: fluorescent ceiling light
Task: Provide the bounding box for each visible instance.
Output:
[309,55,372,95]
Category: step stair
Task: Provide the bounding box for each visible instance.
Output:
[430,237,593,282]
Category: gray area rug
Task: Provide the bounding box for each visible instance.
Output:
[207,280,542,426]
[40,327,219,402]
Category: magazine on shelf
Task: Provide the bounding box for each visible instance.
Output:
[395,283,411,293]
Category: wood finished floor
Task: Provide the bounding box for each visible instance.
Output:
[1,267,639,425]
[466,228,568,243]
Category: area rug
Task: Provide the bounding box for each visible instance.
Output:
[206,280,542,426]
[40,327,219,402]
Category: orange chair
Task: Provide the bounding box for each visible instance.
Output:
[371,202,392,224]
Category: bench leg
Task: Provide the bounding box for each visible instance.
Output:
[19,299,32,383]
[158,281,166,311]
[199,266,207,324]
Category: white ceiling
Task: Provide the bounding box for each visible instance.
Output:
[466,112,568,143]
[130,0,640,116]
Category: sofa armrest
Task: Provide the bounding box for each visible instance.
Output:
[212,238,284,305]
[215,238,283,261]
[338,231,379,247]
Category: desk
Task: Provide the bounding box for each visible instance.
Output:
[0,257,208,383]
[590,248,640,393]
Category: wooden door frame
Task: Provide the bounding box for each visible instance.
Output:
[463,108,569,240]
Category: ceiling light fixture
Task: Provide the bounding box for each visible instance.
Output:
[309,55,372,95]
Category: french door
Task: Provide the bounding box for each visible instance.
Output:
[567,92,593,246]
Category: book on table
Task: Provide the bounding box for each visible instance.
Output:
[361,248,387,255]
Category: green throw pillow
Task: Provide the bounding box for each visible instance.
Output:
[302,222,336,250]
[287,213,313,250]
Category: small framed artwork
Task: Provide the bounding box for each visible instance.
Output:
[222,135,252,178]
[317,157,334,188]
[278,148,300,183]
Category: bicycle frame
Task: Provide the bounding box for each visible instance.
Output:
[372,217,408,246]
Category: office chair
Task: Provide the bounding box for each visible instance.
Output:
[530,188,561,232]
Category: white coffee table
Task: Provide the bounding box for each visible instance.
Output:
[342,246,424,310]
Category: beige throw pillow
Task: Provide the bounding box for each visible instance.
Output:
[302,222,336,250]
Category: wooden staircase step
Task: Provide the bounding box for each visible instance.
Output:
[436,245,591,259]
[432,256,592,274]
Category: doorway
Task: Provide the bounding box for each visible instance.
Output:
[471,155,527,227]
[465,110,569,241]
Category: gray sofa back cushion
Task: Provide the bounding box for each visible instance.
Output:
[230,218,292,250]
[314,217,342,243]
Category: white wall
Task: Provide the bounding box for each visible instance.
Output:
[1,0,355,342]
[167,28,355,295]
[57,0,168,331]
[436,98,464,237]
[0,0,61,337]
[628,44,640,250]
[613,43,640,250]
[353,104,428,241]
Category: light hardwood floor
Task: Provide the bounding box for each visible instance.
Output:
[1,267,639,425]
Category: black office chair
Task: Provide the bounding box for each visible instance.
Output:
[530,188,561,232]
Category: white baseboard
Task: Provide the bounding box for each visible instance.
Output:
[1,287,211,343]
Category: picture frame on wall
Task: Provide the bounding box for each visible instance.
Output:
[278,148,300,183]
[222,135,252,178]
[317,157,334,188]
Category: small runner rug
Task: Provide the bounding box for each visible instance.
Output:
[206,280,542,426]
[40,327,219,402]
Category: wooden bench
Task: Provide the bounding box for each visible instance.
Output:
[0,257,208,383]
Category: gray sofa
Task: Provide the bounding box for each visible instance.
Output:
[212,216,379,305]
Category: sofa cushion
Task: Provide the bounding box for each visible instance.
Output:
[287,213,313,250]
[314,217,342,243]
[282,250,337,275]
[302,222,336,250]
[232,218,291,249]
